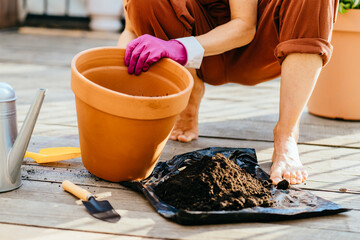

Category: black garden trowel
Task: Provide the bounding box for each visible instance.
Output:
[62,180,121,223]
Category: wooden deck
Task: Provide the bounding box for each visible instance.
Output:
[0,28,359,239]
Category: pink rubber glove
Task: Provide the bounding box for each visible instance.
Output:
[125,34,188,75]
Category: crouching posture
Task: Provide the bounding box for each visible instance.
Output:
[118,0,339,185]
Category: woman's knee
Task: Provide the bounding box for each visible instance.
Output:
[279,0,337,30]
[274,0,337,65]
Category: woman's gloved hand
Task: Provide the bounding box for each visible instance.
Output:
[125,34,188,75]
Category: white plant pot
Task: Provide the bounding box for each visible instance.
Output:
[87,0,123,32]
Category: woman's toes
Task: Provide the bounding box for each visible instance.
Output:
[271,177,282,185]
[178,134,191,143]
[296,170,303,184]
[270,166,282,184]
[169,132,180,140]
[296,176,303,184]
[178,131,197,143]
[290,172,297,185]
[283,172,291,183]
[302,170,309,181]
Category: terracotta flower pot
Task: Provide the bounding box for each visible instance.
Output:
[71,47,193,182]
[308,10,360,120]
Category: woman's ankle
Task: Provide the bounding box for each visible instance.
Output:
[273,123,299,143]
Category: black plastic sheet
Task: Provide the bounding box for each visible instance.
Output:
[121,147,350,225]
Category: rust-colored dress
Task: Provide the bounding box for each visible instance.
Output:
[125,0,338,85]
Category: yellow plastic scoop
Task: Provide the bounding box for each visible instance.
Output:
[25,147,81,163]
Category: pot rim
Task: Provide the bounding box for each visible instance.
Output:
[71,46,193,101]
[71,47,194,120]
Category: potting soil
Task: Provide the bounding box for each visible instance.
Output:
[122,147,349,225]
[154,153,274,211]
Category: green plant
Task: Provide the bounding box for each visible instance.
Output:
[339,0,360,13]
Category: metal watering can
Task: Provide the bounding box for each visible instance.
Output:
[0,82,46,192]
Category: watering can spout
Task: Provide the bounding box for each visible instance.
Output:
[9,89,46,180]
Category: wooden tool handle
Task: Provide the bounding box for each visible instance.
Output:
[62,180,92,201]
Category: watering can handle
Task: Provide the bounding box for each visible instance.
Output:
[62,180,92,201]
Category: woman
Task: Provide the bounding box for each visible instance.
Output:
[118,0,338,185]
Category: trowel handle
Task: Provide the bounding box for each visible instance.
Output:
[62,180,92,201]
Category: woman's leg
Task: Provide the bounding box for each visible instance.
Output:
[224,0,337,184]
[170,68,205,142]
[268,0,338,184]
[271,53,322,185]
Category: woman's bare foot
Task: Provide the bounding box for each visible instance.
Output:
[170,104,199,142]
[270,127,308,185]
[170,69,204,143]
[270,53,322,185]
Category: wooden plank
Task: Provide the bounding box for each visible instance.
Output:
[4,181,151,213]
[14,92,360,149]
[25,134,360,175]
[0,31,117,66]
[0,180,358,239]
[198,117,360,148]
[18,102,77,128]
[28,123,78,137]
[199,83,360,148]
[300,181,360,194]
[4,181,359,212]
[20,163,360,195]
[302,190,360,210]
[18,27,121,40]
[21,135,360,193]
[0,223,146,240]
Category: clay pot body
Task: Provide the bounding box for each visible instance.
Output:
[308,10,360,120]
[71,47,193,182]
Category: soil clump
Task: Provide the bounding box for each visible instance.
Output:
[277,179,290,190]
[155,153,274,211]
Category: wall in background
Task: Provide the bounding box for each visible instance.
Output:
[19,0,124,32]
[23,0,87,17]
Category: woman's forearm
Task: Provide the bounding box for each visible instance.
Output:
[196,18,256,57]
[195,0,258,57]
[118,20,255,55]
[117,29,137,48]
[118,0,137,48]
